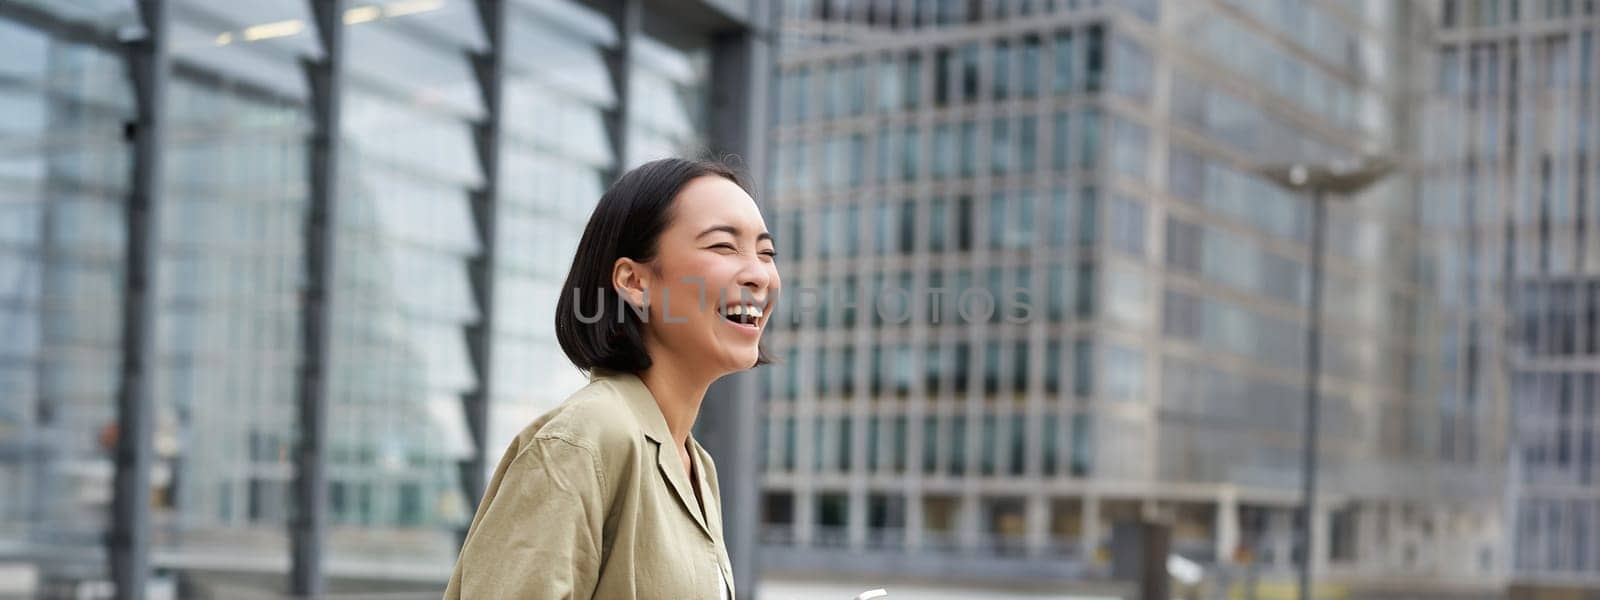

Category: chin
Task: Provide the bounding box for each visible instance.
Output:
[719,348,760,372]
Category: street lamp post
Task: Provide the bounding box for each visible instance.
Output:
[1250,157,1393,600]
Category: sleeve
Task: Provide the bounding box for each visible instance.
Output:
[446,435,608,599]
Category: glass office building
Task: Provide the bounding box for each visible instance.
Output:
[762,0,1505,594]
[0,0,764,596]
[1423,0,1600,592]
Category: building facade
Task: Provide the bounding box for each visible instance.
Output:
[761,0,1506,593]
[0,0,765,596]
[1422,0,1600,592]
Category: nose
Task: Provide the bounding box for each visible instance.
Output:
[737,254,776,300]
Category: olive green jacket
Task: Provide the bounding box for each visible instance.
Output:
[444,369,734,599]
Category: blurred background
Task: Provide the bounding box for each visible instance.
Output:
[0,0,1596,598]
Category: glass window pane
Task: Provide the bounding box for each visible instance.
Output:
[876,203,896,255]
[960,43,980,102]
[1110,34,1152,103]
[1108,194,1146,257]
[1053,111,1071,171]
[904,52,923,109]
[930,196,950,252]
[849,57,867,115]
[1080,107,1102,168]
[901,125,922,181]
[934,123,955,179]
[1085,25,1105,92]
[1054,31,1076,94]
[1021,35,1042,98]
[960,120,978,177]
[991,118,1012,175]
[950,416,968,475]
[934,47,952,106]
[899,200,918,254]
[981,413,999,474]
[1019,116,1038,173]
[876,127,893,184]
[993,40,1012,100]
[878,54,899,112]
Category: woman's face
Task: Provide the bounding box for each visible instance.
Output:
[624,175,779,377]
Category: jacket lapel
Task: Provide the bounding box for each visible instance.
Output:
[592,368,715,541]
[690,441,723,540]
[654,438,713,539]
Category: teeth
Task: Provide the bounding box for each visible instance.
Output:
[722,304,764,319]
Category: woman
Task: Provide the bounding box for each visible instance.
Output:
[445,158,780,599]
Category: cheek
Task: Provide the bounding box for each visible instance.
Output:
[657,281,711,319]
[650,261,720,319]
[685,258,743,299]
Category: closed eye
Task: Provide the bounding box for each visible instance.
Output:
[707,243,737,251]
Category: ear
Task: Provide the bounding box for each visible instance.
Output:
[612,257,651,309]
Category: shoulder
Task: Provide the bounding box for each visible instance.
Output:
[509,374,648,466]
[490,375,652,499]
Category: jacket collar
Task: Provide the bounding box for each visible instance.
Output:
[590,368,675,444]
[588,368,715,540]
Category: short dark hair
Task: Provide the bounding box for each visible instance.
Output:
[555,157,775,374]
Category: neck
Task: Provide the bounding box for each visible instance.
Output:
[637,348,717,450]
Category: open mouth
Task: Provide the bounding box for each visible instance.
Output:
[718,303,764,327]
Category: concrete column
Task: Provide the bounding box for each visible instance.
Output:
[795,486,815,546]
[959,494,981,549]
[1312,502,1330,577]
[1216,489,1239,564]
[1082,494,1102,560]
[907,492,925,551]
[1269,509,1292,571]
[848,489,868,548]
[1431,507,1449,575]
[1388,500,1403,567]
[1026,494,1049,556]
[1355,503,1379,574]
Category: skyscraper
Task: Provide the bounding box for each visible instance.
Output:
[761,0,1506,594]
[0,0,766,596]
[1423,0,1600,593]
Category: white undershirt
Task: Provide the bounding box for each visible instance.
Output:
[719,567,731,599]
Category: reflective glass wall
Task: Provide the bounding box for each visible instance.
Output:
[0,6,135,585]
[0,0,741,595]
[147,4,320,583]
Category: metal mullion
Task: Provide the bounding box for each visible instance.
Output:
[110,2,171,598]
[291,1,346,595]
[0,1,124,52]
[459,0,507,541]
[600,0,640,181]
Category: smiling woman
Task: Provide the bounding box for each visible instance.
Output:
[446,158,780,599]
